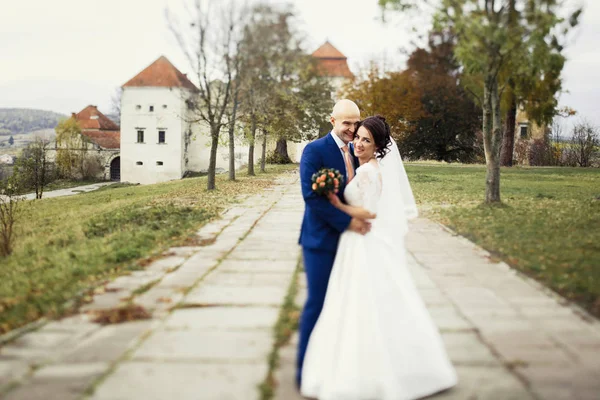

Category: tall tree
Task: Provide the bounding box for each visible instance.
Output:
[14,137,51,199]
[55,117,86,179]
[499,0,573,166]
[403,31,482,162]
[237,4,282,175]
[380,0,582,203]
[168,0,245,190]
[0,173,24,257]
[8,136,14,146]
[343,64,425,142]
[237,4,333,166]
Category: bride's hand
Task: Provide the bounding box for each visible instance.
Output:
[355,208,376,220]
[327,192,342,208]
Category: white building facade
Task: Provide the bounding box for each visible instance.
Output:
[120,56,246,185]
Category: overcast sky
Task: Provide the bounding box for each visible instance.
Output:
[1,0,597,127]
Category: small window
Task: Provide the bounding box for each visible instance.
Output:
[136,161,143,165]
[162,104,167,109]
[520,125,529,138]
[137,130,144,143]
[149,105,154,112]
[156,161,163,166]
[135,105,141,110]
[158,130,166,144]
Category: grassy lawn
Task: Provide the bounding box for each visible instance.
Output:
[0,165,296,334]
[406,164,600,317]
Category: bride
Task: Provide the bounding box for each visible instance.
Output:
[301,116,457,400]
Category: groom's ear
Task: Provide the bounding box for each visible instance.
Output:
[330,116,335,127]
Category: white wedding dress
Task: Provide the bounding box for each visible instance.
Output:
[301,160,457,400]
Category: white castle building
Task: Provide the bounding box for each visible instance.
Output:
[59,42,352,185]
[120,56,246,184]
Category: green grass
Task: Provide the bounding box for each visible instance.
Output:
[0,165,297,334]
[406,164,600,316]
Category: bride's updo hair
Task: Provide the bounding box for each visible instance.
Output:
[357,115,392,159]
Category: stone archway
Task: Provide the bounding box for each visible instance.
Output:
[110,157,120,181]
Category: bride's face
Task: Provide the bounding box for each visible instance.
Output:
[354,126,376,160]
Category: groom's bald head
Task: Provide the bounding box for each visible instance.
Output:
[331,99,360,144]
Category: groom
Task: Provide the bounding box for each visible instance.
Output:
[296,99,370,387]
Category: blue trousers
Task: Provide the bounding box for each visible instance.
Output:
[296,247,336,386]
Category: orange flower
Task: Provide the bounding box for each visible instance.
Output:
[333,179,339,186]
[328,172,334,178]
[320,174,326,181]
[319,182,325,187]
[312,183,317,190]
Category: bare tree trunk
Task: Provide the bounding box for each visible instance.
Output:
[483,72,502,203]
[274,138,292,164]
[228,100,239,181]
[501,88,517,167]
[207,126,220,190]
[261,130,267,173]
[247,114,257,176]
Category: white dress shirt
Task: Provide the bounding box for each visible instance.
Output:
[329,131,353,179]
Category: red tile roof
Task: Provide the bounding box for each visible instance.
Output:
[71,105,120,149]
[311,41,354,79]
[122,56,199,91]
[81,130,120,150]
[74,105,119,131]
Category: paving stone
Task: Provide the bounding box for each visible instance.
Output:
[228,249,299,261]
[164,246,203,257]
[218,259,297,273]
[2,363,107,400]
[427,365,535,399]
[144,256,186,273]
[441,332,501,366]
[104,275,143,291]
[164,307,279,331]
[0,360,30,389]
[9,331,73,349]
[132,330,272,362]
[428,306,473,332]
[62,321,153,363]
[178,252,222,273]
[80,291,130,311]
[201,271,292,287]
[184,284,288,306]
[415,288,454,307]
[40,315,98,335]
[515,365,600,400]
[91,362,268,400]
[133,287,185,313]
[273,342,303,400]
[155,270,202,289]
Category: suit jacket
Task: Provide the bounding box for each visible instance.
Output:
[299,133,356,252]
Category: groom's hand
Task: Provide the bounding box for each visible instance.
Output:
[348,218,371,235]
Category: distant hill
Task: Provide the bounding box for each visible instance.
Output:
[0,108,66,136]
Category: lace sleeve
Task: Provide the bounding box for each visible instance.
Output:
[355,164,382,214]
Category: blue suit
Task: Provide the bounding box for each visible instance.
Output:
[297,133,356,385]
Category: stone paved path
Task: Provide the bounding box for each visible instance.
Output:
[1,171,599,400]
[20,182,113,200]
[275,220,600,400]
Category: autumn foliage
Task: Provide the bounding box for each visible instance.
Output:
[343,32,481,162]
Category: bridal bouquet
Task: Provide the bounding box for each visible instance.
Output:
[311,168,344,196]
